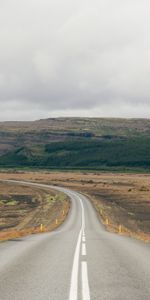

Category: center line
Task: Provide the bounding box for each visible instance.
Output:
[82,236,86,242]
[81,261,91,300]
[68,194,85,300]
[69,229,82,300]
[82,243,86,256]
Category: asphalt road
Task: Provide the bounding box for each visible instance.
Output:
[0,181,150,300]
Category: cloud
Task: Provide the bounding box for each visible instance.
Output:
[0,0,150,120]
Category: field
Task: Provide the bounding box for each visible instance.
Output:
[0,181,69,241]
[0,171,149,242]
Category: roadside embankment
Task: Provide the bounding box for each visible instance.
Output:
[0,181,70,241]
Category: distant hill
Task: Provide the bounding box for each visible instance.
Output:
[1,117,150,135]
[0,117,150,171]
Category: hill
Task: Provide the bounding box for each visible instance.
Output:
[0,117,150,171]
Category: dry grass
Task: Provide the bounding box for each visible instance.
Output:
[0,200,69,242]
[0,180,70,241]
[0,170,150,242]
[89,196,150,243]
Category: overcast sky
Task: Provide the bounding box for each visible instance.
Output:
[0,0,150,120]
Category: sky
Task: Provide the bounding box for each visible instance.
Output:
[0,0,150,120]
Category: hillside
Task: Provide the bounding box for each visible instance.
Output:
[0,118,150,171]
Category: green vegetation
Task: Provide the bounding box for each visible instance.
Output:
[0,199,18,205]
[0,136,150,171]
[6,200,18,206]
[55,192,66,201]
[0,118,149,172]
[46,195,55,203]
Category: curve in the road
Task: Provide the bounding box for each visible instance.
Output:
[0,180,150,300]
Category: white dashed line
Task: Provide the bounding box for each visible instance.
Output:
[68,195,86,300]
[68,228,82,300]
[82,236,86,242]
[82,243,87,256]
[4,181,91,300]
[81,261,90,300]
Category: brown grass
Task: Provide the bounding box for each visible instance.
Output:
[0,170,149,242]
[0,180,70,241]
[0,199,69,242]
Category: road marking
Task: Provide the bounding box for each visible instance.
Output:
[3,181,91,300]
[82,236,86,242]
[82,243,86,256]
[69,229,82,300]
[69,195,85,300]
[81,261,90,300]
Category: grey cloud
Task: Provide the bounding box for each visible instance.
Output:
[0,0,150,120]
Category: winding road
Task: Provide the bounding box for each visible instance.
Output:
[0,181,150,300]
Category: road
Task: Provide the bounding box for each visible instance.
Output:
[0,181,150,300]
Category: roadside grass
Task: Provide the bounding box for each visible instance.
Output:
[6,200,18,206]
[89,196,150,243]
[0,171,149,243]
[0,198,70,242]
[0,182,70,242]
[46,192,66,203]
